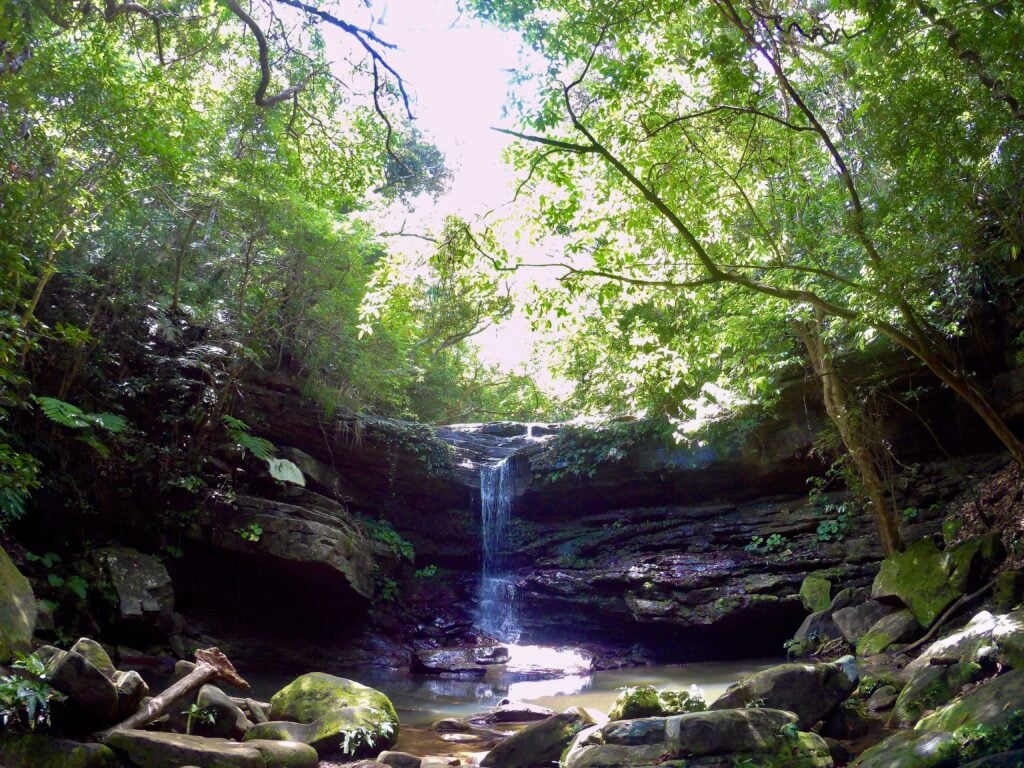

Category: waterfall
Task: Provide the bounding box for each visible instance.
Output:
[475,457,520,642]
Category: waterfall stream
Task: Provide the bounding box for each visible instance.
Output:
[475,456,520,641]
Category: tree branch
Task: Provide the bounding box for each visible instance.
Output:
[223,0,311,107]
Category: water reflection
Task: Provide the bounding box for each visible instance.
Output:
[244,652,778,729]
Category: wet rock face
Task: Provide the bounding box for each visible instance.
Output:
[0,546,36,663]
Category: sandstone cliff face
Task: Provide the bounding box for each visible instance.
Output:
[187,357,1011,665]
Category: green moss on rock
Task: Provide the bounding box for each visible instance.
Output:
[0,546,36,663]
[270,672,398,728]
[872,538,961,627]
[800,575,832,614]
[607,685,704,721]
[0,735,119,768]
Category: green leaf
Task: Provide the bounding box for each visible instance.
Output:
[266,457,305,486]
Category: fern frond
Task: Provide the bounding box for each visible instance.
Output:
[35,397,90,429]
[222,415,250,432]
[236,432,276,461]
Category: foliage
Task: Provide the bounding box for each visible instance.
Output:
[235,523,264,543]
[414,564,439,579]
[223,416,304,486]
[0,653,63,733]
[0,442,40,530]
[377,577,400,603]
[223,416,276,462]
[358,516,415,562]
[534,417,671,483]
[816,502,855,543]
[340,719,395,756]
[745,533,788,554]
[953,710,1024,763]
[34,397,127,433]
[182,703,217,736]
[470,0,1024,482]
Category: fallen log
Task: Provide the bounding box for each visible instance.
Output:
[97,647,248,740]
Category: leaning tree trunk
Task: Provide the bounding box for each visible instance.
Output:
[96,647,249,741]
[794,313,904,556]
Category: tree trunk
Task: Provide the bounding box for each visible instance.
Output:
[794,314,904,555]
[97,647,248,740]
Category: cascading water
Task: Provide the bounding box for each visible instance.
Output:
[474,456,521,642]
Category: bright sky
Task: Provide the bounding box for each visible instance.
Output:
[353,0,558,375]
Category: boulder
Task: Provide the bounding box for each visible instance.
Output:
[890,662,983,726]
[800,575,832,613]
[44,645,119,724]
[916,669,1024,733]
[0,734,119,768]
[852,729,959,768]
[113,670,150,720]
[107,730,317,768]
[105,729,264,768]
[246,740,319,768]
[866,685,898,712]
[564,708,833,768]
[472,700,555,724]
[709,656,858,729]
[480,711,589,768]
[269,672,397,727]
[872,537,1001,628]
[904,609,1024,675]
[790,610,843,656]
[379,751,424,768]
[833,600,900,645]
[412,646,509,676]
[245,706,396,758]
[92,548,175,628]
[606,684,704,721]
[0,545,36,663]
[70,638,117,679]
[831,587,868,612]
[195,684,253,739]
[960,750,1024,767]
[856,609,922,656]
[993,569,1024,612]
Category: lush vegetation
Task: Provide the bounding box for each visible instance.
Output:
[1,0,1023,556]
[0,1,542,539]
[469,0,1024,551]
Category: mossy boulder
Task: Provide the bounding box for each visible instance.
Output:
[916,669,1024,733]
[565,709,833,768]
[0,734,119,768]
[905,609,1024,675]
[851,729,959,768]
[270,672,397,726]
[480,710,589,768]
[105,729,263,768]
[44,644,119,724]
[801,575,832,614]
[607,684,704,721]
[834,600,900,645]
[710,656,858,729]
[0,545,36,663]
[891,662,983,727]
[856,609,921,656]
[246,706,397,758]
[994,570,1024,612]
[873,537,1003,628]
[872,538,959,627]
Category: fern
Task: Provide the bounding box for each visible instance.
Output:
[235,432,276,461]
[34,397,127,433]
[223,415,276,460]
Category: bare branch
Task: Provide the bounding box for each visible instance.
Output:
[223,0,312,107]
